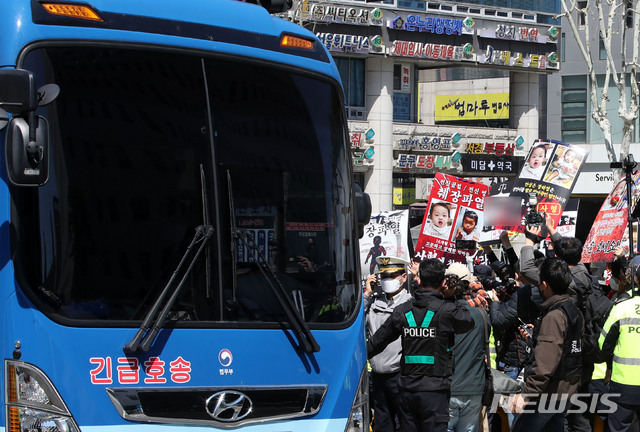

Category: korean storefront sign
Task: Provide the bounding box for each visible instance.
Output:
[316,33,370,54]
[481,46,559,70]
[351,133,364,149]
[390,41,475,62]
[395,136,452,152]
[435,93,509,121]
[400,64,410,91]
[460,155,520,174]
[393,93,411,121]
[309,3,376,25]
[393,186,417,206]
[464,142,516,156]
[388,14,471,36]
[395,154,452,171]
[478,25,554,43]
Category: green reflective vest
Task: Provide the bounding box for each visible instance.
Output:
[599,296,640,386]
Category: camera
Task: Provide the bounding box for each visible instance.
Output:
[444,274,461,291]
[456,239,477,250]
[524,192,544,227]
[610,154,637,173]
[480,276,518,301]
[481,276,503,291]
[490,260,514,281]
[495,279,519,302]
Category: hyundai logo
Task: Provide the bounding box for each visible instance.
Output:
[205,391,253,422]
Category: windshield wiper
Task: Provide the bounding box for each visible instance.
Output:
[123,224,214,353]
[236,230,320,354]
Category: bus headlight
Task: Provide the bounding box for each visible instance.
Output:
[344,367,369,432]
[6,360,81,432]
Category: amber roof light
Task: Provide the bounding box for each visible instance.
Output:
[280,35,314,50]
[41,3,104,21]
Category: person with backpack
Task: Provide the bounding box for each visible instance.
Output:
[549,233,613,432]
[519,214,613,432]
[509,258,584,432]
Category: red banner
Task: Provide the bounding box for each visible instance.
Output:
[415,173,489,264]
[582,173,640,263]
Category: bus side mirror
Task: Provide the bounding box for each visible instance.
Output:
[5,116,49,186]
[355,183,371,239]
[0,69,38,114]
[0,70,58,186]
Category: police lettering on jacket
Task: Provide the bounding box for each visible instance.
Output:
[404,327,437,338]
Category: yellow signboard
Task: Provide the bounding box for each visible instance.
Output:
[393,187,416,205]
[435,93,509,122]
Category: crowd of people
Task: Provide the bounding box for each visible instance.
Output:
[363,212,640,432]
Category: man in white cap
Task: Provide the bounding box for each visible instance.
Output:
[445,262,490,432]
[364,256,412,432]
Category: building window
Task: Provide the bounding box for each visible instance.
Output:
[335,57,365,107]
[394,64,402,91]
[578,1,587,28]
[627,0,634,28]
[393,64,412,121]
[561,33,565,62]
[561,75,587,143]
[599,36,607,60]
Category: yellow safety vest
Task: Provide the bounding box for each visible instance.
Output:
[489,327,497,369]
[598,296,640,386]
[591,361,607,381]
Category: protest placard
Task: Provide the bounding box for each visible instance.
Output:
[414,173,489,264]
[582,173,640,263]
[359,210,410,275]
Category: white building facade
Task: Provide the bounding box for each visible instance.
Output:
[291,0,561,217]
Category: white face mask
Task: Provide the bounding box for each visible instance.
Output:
[381,277,403,294]
[609,278,620,292]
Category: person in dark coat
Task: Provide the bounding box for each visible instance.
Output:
[447,263,489,432]
[367,259,474,432]
[509,258,584,432]
[490,282,543,378]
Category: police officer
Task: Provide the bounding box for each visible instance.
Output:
[367,258,474,432]
[598,291,640,432]
[364,256,412,432]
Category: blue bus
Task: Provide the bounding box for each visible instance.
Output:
[0,1,371,431]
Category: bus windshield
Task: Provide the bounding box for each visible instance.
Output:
[12,45,359,327]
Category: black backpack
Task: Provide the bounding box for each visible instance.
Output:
[571,274,613,364]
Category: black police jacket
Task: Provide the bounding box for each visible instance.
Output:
[367,288,474,392]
